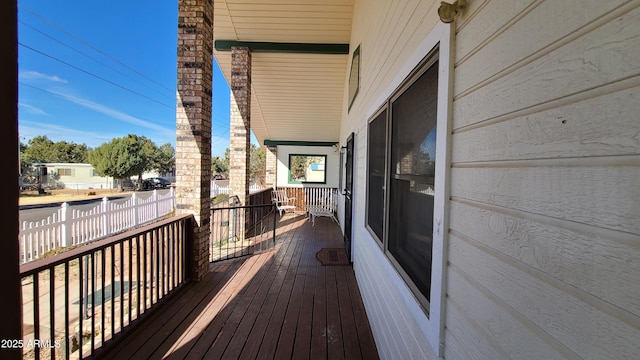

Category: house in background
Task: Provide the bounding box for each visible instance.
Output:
[25,163,175,190]
[33,163,116,190]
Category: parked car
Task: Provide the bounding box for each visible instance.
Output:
[143,177,172,190]
[213,174,224,180]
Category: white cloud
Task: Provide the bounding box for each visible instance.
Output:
[19,121,119,147]
[55,91,175,137]
[19,71,68,83]
[18,103,48,116]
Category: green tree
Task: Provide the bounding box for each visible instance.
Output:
[88,135,146,190]
[21,135,89,163]
[53,141,89,163]
[137,136,158,183]
[212,148,230,177]
[21,136,56,164]
[211,146,265,182]
[153,143,176,175]
[290,155,312,181]
[250,144,266,182]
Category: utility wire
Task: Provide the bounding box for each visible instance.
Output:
[20,42,174,110]
[21,82,231,137]
[19,82,170,122]
[20,20,174,101]
[19,6,234,124]
[19,4,174,93]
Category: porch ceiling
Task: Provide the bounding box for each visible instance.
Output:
[213,0,354,145]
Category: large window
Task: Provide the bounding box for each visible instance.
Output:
[288,154,327,184]
[366,49,440,311]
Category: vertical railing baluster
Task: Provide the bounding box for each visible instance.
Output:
[101,249,105,347]
[128,238,132,326]
[119,241,124,333]
[34,273,40,360]
[155,228,160,303]
[50,266,55,360]
[110,244,115,342]
[174,221,178,287]
[136,235,141,317]
[78,255,84,360]
[168,223,173,291]
[158,227,162,297]
[177,220,182,282]
[65,261,70,360]
[149,231,154,305]
[142,232,147,311]
[162,225,166,296]
[273,204,277,246]
[90,252,95,355]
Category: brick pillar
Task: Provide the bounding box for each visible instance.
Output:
[265,145,277,188]
[229,47,252,205]
[176,0,213,280]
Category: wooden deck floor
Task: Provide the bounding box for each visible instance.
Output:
[102,213,379,360]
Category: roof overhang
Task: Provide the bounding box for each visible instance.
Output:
[213,0,354,146]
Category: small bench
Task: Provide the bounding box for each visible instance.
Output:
[305,188,338,226]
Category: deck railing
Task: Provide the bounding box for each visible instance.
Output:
[20,214,193,360]
[20,188,175,264]
[210,189,276,262]
[277,186,339,214]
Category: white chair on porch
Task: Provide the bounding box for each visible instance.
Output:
[272,189,296,216]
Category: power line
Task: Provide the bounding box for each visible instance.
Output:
[18,4,174,93]
[20,20,174,101]
[21,83,231,135]
[19,6,234,124]
[20,42,174,110]
[19,82,171,122]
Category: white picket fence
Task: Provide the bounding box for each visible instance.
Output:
[210,182,265,197]
[20,188,175,264]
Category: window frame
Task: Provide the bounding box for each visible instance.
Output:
[363,21,453,357]
[287,153,328,184]
[365,105,388,245]
[58,168,74,177]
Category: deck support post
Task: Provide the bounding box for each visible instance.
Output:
[229,47,252,206]
[265,145,277,189]
[176,0,214,280]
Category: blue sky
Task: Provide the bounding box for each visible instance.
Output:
[18,0,241,156]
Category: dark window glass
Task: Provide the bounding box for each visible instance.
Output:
[388,60,438,302]
[367,109,387,242]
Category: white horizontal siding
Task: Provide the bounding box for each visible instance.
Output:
[446,0,640,359]
[454,2,640,130]
[342,1,450,358]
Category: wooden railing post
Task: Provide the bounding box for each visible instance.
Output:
[60,202,71,247]
[184,215,194,280]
